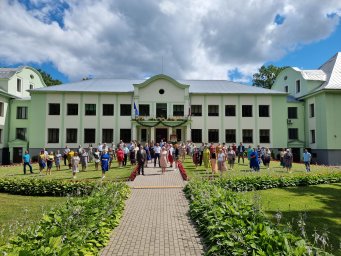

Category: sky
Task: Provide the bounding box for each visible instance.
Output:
[0,0,341,84]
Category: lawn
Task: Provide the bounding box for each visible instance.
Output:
[0,161,134,181]
[0,193,67,245]
[243,183,341,255]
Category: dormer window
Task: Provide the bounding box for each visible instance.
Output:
[296,80,301,93]
[284,76,288,80]
[17,78,22,92]
[285,85,288,92]
[30,74,34,79]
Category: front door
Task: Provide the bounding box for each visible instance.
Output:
[291,148,300,162]
[155,128,167,143]
[13,147,23,163]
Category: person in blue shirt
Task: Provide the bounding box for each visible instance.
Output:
[101,150,110,179]
[22,150,33,174]
[303,148,312,172]
[249,148,260,172]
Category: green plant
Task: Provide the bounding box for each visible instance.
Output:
[0,182,130,255]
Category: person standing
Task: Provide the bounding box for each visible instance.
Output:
[22,150,33,174]
[303,148,312,172]
[209,144,217,174]
[63,146,70,166]
[160,146,168,174]
[94,148,101,170]
[46,151,54,175]
[67,149,74,169]
[88,144,93,163]
[283,149,293,173]
[168,144,174,168]
[71,152,80,179]
[174,144,179,170]
[38,150,46,174]
[250,148,260,172]
[117,147,124,168]
[237,142,245,164]
[123,144,129,166]
[80,149,88,172]
[203,146,211,172]
[192,146,200,169]
[55,150,62,171]
[199,143,205,166]
[101,150,110,179]
[154,143,161,167]
[263,148,271,170]
[137,145,147,175]
[227,147,236,170]
[217,149,226,176]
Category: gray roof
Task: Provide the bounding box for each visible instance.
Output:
[319,52,341,90]
[0,67,23,79]
[31,77,286,95]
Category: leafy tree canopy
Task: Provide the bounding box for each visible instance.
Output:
[37,69,62,86]
[252,65,288,89]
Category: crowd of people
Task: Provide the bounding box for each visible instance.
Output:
[22,140,313,177]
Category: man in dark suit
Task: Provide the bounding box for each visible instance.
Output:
[237,142,245,164]
[137,145,147,175]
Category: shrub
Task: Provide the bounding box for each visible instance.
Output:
[0,182,130,255]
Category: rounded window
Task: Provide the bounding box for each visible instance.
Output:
[159,89,165,95]
[30,74,34,79]
[284,75,288,80]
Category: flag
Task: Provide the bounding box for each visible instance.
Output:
[134,102,139,116]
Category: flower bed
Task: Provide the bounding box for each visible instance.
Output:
[128,165,140,181]
[0,182,130,255]
[177,161,188,181]
[0,178,97,196]
[185,180,330,255]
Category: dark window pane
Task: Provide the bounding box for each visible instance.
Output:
[259,129,270,143]
[103,104,114,116]
[259,105,269,117]
[208,105,219,116]
[49,103,60,115]
[242,129,253,143]
[84,129,96,143]
[309,104,315,117]
[67,104,78,115]
[191,129,202,143]
[16,128,27,140]
[288,128,298,140]
[225,105,236,116]
[208,129,219,143]
[120,129,131,142]
[139,104,150,116]
[120,104,131,116]
[16,107,28,119]
[225,129,236,143]
[85,104,96,116]
[191,105,202,116]
[156,103,167,118]
[48,128,59,143]
[173,105,184,116]
[66,129,77,143]
[242,105,252,117]
[288,107,297,119]
[102,129,113,143]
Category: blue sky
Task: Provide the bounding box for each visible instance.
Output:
[1,0,341,84]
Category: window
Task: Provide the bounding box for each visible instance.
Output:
[49,103,60,115]
[30,84,34,89]
[173,104,184,116]
[191,129,202,143]
[48,128,59,143]
[120,104,131,116]
[309,103,315,117]
[120,129,131,142]
[242,129,253,143]
[176,129,182,141]
[242,105,253,117]
[259,129,270,143]
[284,76,288,80]
[191,105,202,116]
[310,130,316,144]
[225,129,236,143]
[288,128,298,140]
[225,105,236,116]
[66,129,77,143]
[102,129,113,143]
[288,107,297,119]
[16,107,28,119]
[84,129,96,143]
[17,78,22,92]
[259,105,270,117]
[139,104,150,116]
[285,86,288,92]
[85,104,96,116]
[16,128,27,140]
[0,102,3,116]
[141,129,147,142]
[208,129,219,143]
[156,103,167,118]
[67,104,78,115]
[103,104,114,116]
[208,105,219,116]
[296,80,301,93]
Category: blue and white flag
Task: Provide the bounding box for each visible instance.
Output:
[134,102,139,116]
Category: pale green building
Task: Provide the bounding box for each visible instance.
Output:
[272,52,341,165]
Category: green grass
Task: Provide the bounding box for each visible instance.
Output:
[0,161,134,181]
[242,183,341,255]
[0,193,67,245]
[181,157,341,179]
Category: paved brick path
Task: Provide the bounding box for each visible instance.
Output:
[101,163,204,256]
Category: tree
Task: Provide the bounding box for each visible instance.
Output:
[252,65,288,89]
[37,69,62,86]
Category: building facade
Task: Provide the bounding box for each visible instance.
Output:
[1,52,340,165]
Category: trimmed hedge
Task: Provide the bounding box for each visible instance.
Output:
[211,173,341,192]
[0,178,97,196]
[185,180,332,256]
[0,182,130,255]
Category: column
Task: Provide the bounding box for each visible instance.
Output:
[132,123,137,141]
[186,124,191,142]
[168,127,173,141]
[150,127,155,144]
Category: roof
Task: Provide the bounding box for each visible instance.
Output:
[31,76,286,95]
[0,67,24,79]
[318,52,341,90]
[287,95,302,103]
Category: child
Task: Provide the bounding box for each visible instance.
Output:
[46,151,54,175]
[55,150,62,171]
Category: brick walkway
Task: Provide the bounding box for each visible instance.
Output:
[101,163,204,256]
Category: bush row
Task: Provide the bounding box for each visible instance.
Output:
[0,178,97,196]
[0,182,130,255]
[211,173,341,192]
[185,180,331,256]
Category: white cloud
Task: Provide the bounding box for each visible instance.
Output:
[0,0,340,82]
